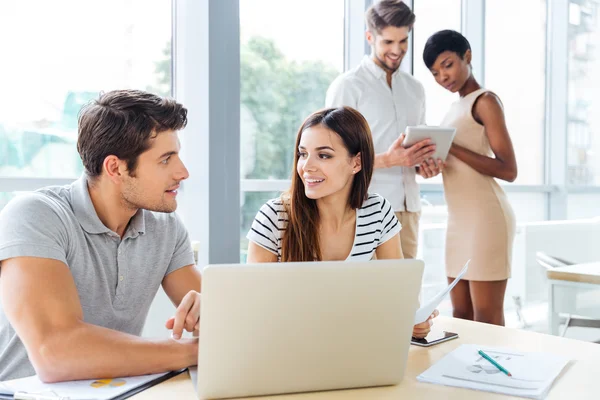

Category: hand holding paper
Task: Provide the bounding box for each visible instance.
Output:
[412,309,440,338]
[414,260,470,325]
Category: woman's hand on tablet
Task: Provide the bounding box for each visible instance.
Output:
[417,158,445,178]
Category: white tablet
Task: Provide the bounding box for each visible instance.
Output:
[402,126,457,161]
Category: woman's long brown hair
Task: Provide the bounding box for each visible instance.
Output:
[280,107,375,262]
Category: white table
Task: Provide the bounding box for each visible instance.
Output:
[546,262,600,335]
[132,316,600,399]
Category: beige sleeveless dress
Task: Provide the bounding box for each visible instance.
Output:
[441,88,516,281]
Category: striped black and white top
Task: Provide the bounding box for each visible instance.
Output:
[246,193,401,261]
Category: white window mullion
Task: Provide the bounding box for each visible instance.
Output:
[461,0,485,84]
[345,0,372,71]
[546,0,569,220]
[401,0,414,75]
[174,0,240,266]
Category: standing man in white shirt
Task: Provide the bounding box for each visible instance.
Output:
[326,0,441,259]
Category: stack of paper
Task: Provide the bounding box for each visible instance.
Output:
[417,344,570,399]
[189,367,198,393]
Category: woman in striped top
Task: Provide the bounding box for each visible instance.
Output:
[246,106,437,338]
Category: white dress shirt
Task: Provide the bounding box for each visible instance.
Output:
[326,56,426,212]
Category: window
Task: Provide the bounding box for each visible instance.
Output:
[413,0,462,128]
[412,0,461,186]
[568,193,600,219]
[240,0,344,182]
[239,0,345,254]
[240,191,280,262]
[567,0,600,186]
[485,0,547,185]
[0,0,172,179]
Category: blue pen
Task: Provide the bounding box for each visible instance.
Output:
[478,349,512,377]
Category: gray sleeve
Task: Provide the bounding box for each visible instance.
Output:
[165,212,196,276]
[0,193,69,265]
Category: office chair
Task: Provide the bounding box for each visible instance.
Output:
[536,251,600,343]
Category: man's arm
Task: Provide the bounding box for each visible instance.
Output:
[0,257,197,383]
[162,265,202,339]
[160,212,203,339]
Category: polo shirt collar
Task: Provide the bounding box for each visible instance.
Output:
[71,175,111,235]
[126,209,146,239]
[71,175,146,238]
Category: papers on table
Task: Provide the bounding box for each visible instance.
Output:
[0,370,184,400]
[417,344,570,399]
[189,367,198,393]
[414,260,470,325]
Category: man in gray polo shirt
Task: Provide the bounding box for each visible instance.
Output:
[0,90,201,382]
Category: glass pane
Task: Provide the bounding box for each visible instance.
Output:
[568,0,600,185]
[568,193,600,219]
[508,192,547,223]
[240,191,281,262]
[412,0,461,185]
[413,0,462,127]
[240,0,344,181]
[0,0,172,178]
[485,0,547,185]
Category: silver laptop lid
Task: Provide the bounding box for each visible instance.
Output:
[197,259,424,399]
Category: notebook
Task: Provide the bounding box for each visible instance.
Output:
[417,344,569,399]
[0,369,185,400]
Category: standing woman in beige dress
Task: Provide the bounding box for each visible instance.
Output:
[421,30,517,326]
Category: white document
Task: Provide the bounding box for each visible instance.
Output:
[189,367,198,393]
[414,260,470,325]
[417,344,570,400]
[0,371,174,400]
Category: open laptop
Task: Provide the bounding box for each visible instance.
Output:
[196,259,424,400]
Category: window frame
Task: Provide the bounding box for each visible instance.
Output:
[235,0,573,225]
[3,0,600,265]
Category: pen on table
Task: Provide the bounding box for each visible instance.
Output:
[478,349,512,377]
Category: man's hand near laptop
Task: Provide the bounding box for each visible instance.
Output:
[1,259,200,383]
[165,290,201,339]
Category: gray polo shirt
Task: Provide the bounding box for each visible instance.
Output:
[0,176,195,380]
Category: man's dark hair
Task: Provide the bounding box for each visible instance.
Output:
[423,30,471,69]
[365,0,416,34]
[77,89,188,178]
